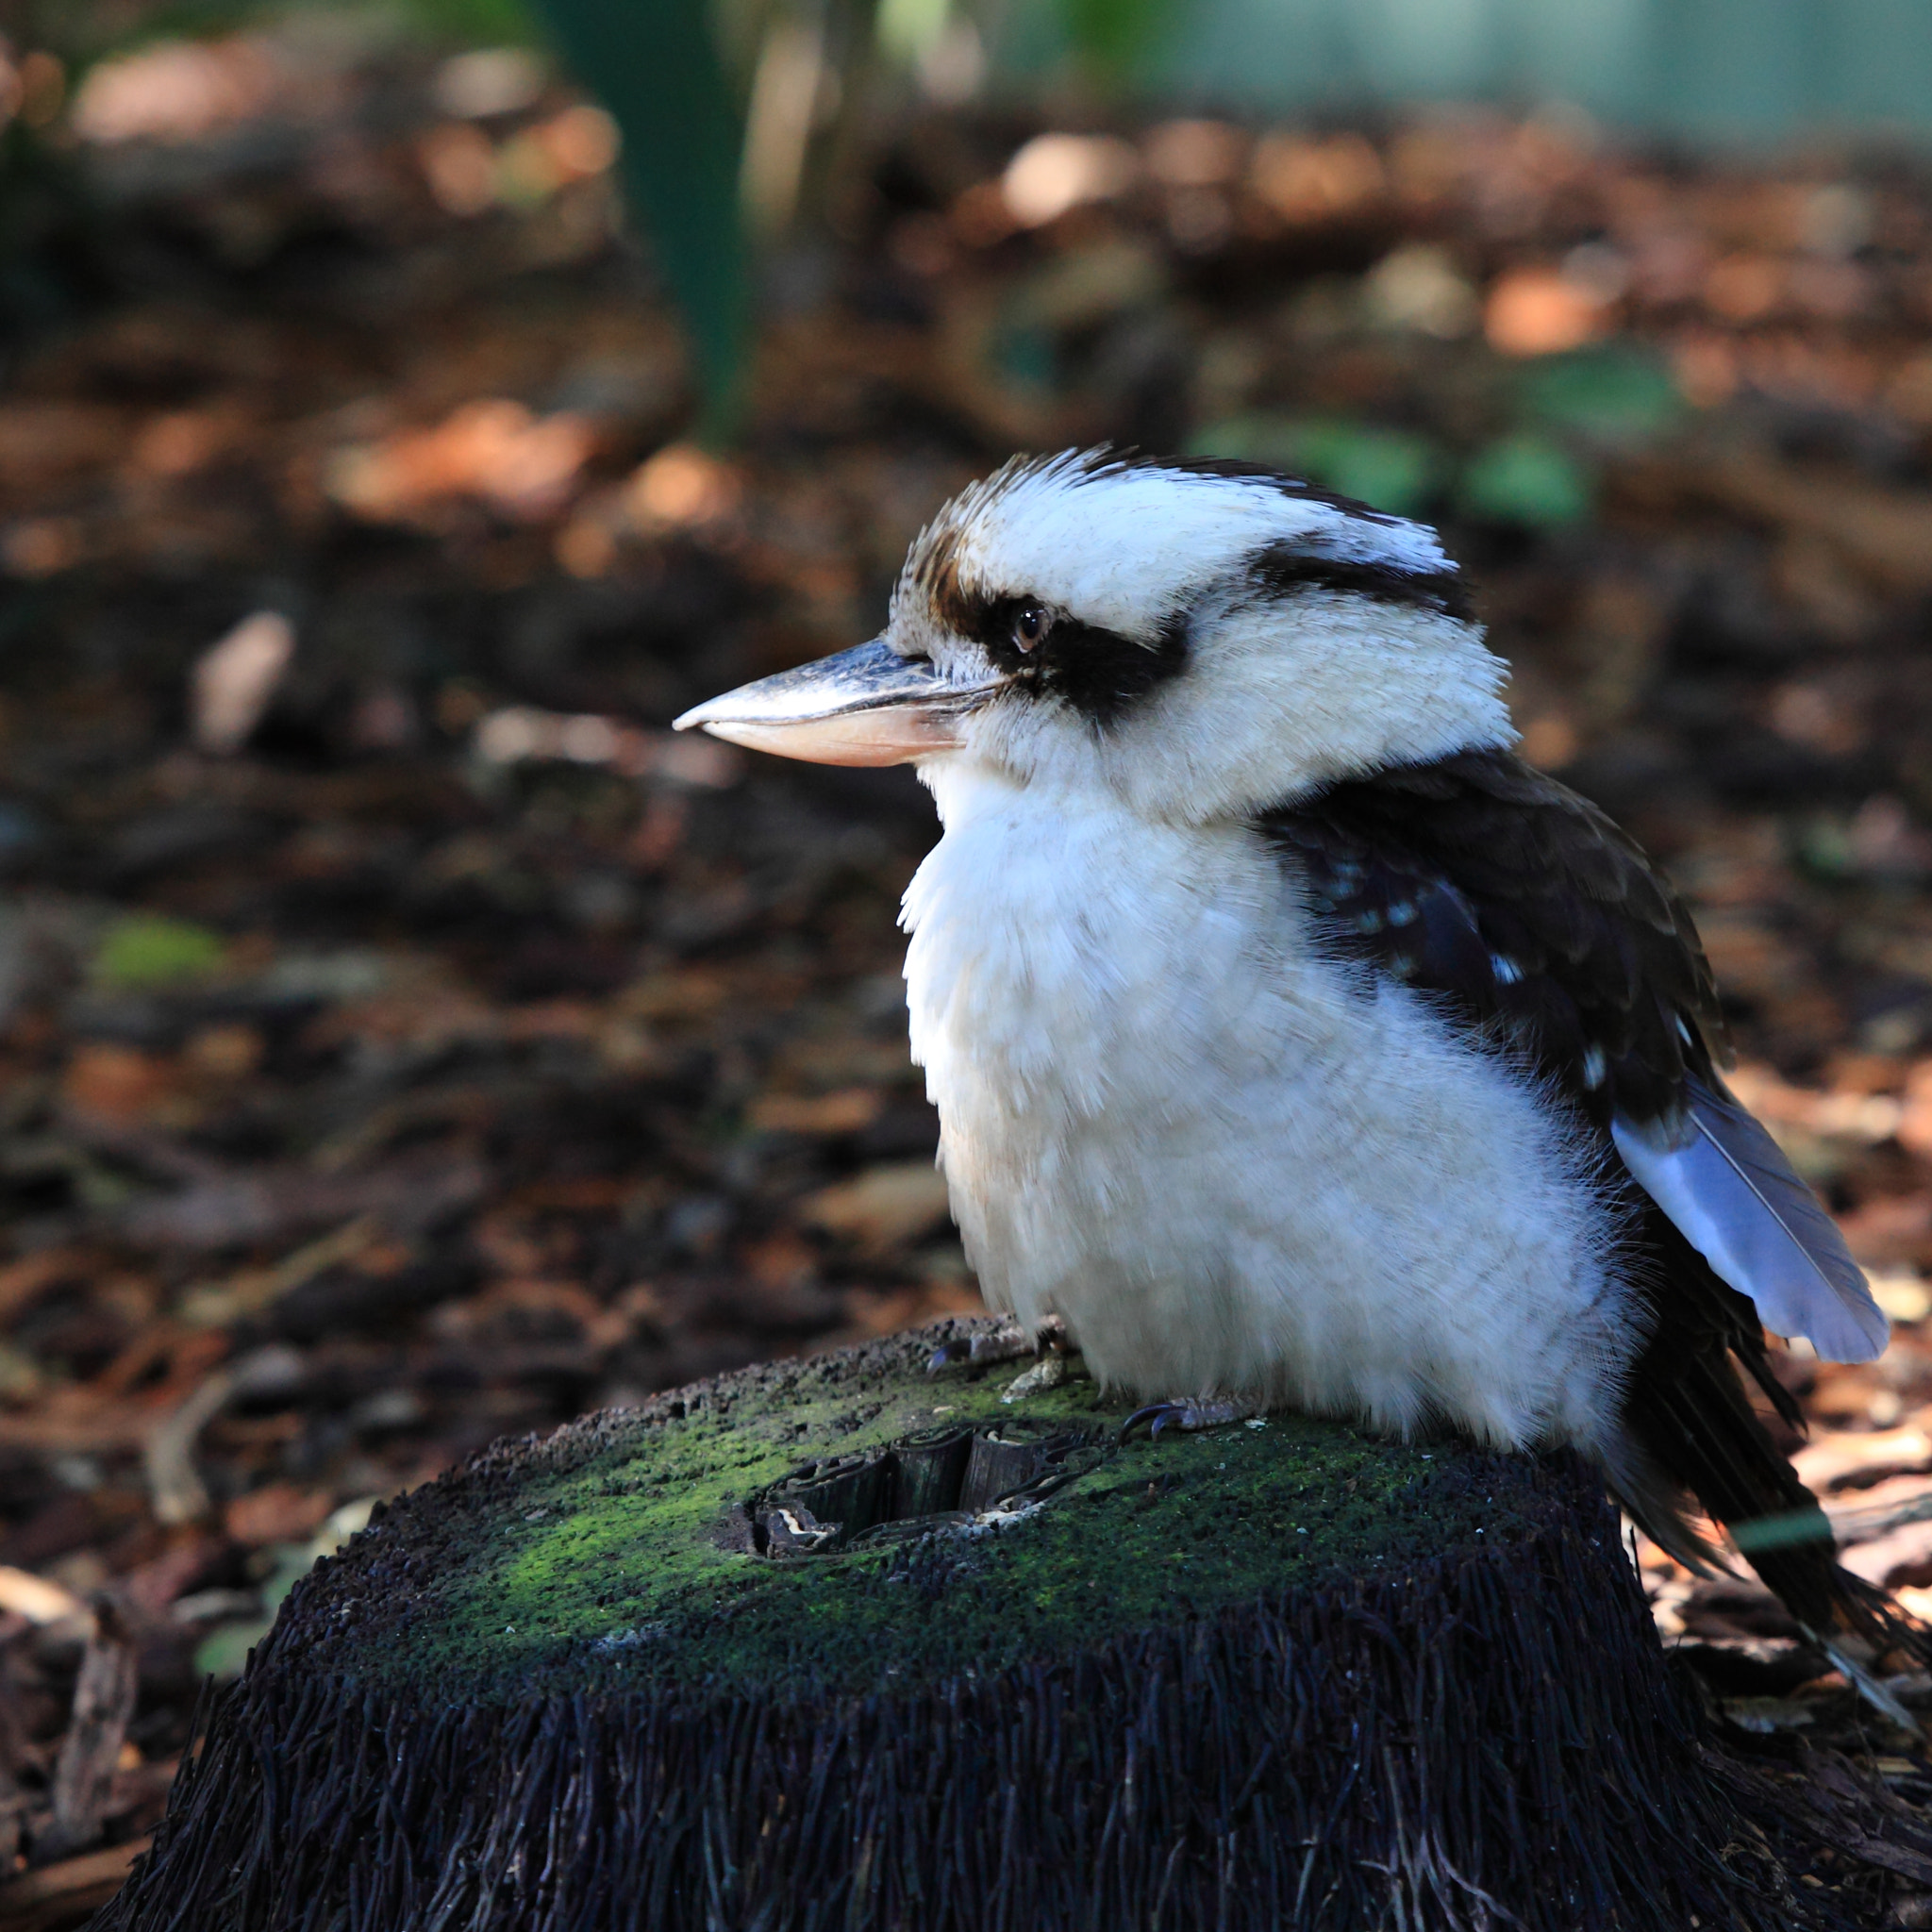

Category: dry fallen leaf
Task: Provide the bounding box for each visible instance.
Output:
[1793,1425,1932,1492]
[747,1089,885,1135]
[224,1482,338,1548]
[799,1162,954,1257]
[325,401,598,525]
[192,609,296,755]
[1484,268,1606,357]
[0,1565,86,1626]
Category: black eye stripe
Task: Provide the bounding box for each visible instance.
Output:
[970,594,1047,668]
[945,592,1187,725]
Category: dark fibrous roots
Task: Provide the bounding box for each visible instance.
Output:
[98,1454,1856,1932]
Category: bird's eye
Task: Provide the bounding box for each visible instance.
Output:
[1012,601,1051,652]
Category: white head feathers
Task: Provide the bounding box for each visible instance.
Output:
[889,448,1516,824]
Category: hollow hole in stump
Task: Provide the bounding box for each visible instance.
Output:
[748,1421,1110,1556]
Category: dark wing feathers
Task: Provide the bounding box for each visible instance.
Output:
[1260,751,1880,1378]
[1255,749,1919,1653]
[1257,748,1725,1131]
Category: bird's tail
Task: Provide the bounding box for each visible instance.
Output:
[1611,1220,1929,1712]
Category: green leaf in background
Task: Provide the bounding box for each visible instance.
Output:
[93,913,225,990]
[991,319,1058,393]
[1516,344,1682,448]
[526,0,748,439]
[390,0,541,42]
[1055,0,1169,83]
[1190,414,1444,518]
[1790,812,1861,883]
[1456,433,1593,529]
[1291,420,1442,519]
[69,0,543,49]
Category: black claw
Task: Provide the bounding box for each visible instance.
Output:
[1120,1402,1189,1442]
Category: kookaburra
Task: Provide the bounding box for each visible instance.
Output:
[676,447,1902,1662]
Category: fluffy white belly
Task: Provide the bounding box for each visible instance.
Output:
[902,767,1642,1455]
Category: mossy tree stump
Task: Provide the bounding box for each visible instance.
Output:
[99,1319,1828,1931]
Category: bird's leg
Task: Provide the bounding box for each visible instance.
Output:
[1119,1397,1254,1440]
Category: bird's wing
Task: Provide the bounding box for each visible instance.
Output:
[1256,748,1885,1365]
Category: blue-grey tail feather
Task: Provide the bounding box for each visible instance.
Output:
[1610,1074,1887,1364]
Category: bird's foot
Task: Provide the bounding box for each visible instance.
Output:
[927,1314,1073,1377]
[926,1324,1026,1374]
[1120,1397,1251,1441]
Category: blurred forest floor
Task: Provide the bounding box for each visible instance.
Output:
[6,15,1932,1926]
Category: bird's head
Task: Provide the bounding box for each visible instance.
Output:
[675,448,1513,822]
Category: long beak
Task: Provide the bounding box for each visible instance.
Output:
[672,639,1005,767]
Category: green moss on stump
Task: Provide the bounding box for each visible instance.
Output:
[100,1320,1849,1932]
[331,1337,1511,1701]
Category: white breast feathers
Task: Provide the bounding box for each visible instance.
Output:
[902,762,1644,1459]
